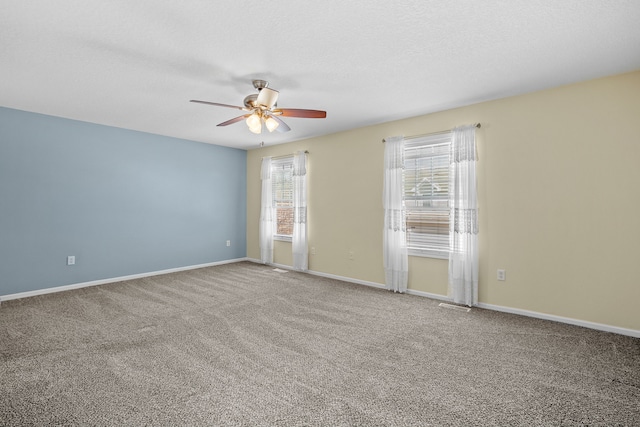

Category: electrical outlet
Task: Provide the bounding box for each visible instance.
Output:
[310,247,316,255]
[226,240,231,247]
[497,269,506,281]
[67,256,76,266]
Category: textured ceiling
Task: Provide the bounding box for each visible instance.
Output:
[2,1,640,150]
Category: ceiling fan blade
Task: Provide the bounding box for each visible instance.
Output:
[256,87,279,108]
[275,108,326,118]
[269,115,291,133]
[190,100,246,111]
[217,115,249,127]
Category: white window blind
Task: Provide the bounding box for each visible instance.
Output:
[404,132,451,258]
[271,157,294,239]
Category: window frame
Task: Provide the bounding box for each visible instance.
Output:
[403,132,452,259]
[271,156,294,242]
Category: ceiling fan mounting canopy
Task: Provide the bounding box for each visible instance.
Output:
[252,79,269,90]
[190,80,326,134]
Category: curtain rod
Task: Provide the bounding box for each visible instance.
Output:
[382,123,481,143]
[263,150,309,160]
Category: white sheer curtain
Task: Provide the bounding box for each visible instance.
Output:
[448,125,479,306]
[292,151,308,271]
[259,157,274,264]
[383,135,408,293]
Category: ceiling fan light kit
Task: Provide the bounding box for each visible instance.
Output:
[191,80,326,135]
[246,113,262,134]
[245,110,280,134]
[264,116,279,132]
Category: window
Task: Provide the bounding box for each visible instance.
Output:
[404,133,451,258]
[271,157,294,240]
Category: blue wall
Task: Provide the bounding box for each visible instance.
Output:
[0,107,246,295]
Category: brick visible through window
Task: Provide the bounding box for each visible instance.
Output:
[276,206,293,236]
[272,158,294,237]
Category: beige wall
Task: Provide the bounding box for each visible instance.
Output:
[247,71,640,331]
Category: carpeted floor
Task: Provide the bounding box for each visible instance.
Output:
[1,261,639,426]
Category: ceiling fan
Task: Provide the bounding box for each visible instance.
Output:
[190,80,326,134]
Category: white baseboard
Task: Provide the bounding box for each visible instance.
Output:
[246,258,640,338]
[0,257,249,303]
[405,288,453,302]
[305,269,387,290]
[5,257,638,338]
[475,302,640,339]
[247,258,386,290]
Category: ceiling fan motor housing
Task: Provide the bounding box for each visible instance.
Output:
[244,94,258,108]
[245,81,272,107]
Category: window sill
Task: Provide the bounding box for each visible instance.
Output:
[408,249,449,260]
[274,235,292,242]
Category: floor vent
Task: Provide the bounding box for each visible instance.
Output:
[438,302,471,313]
[273,268,289,273]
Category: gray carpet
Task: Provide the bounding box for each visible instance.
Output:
[1,261,638,426]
